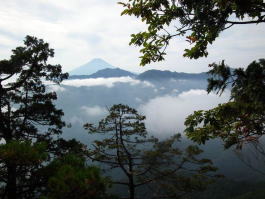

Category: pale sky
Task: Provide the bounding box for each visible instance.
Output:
[0,0,264,73]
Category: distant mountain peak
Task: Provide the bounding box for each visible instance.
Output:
[69,58,115,75]
[88,58,112,65]
[92,58,104,61]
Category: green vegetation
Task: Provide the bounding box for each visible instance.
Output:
[185,59,265,149]
[120,0,265,198]
[40,154,114,199]
[0,35,67,198]
[119,0,265,65]
[85,104,219,199]
[0,36,112,199]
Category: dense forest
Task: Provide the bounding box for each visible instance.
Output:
[0,0,265,198]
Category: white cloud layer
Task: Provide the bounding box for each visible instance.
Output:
[69,116,84,125]
[139,89,230,136]
[61,77,153,88]
[81,105,107,117]
[48,84,66,92]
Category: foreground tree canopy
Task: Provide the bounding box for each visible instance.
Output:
[120,0,265,160]
[120,1,265,177]
[119,0,265,65]
[185,59,265,149]
[0,36,111,199]
[40,154,114,199]
[0,35,68,198]
[85,104,219,199]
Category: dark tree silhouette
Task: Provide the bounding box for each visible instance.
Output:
[185,59,265,174]
[39,154,115,199]
[119,0,265,65]
[0,35,68,198]
[85,104,219,199]
[185,59,265,149]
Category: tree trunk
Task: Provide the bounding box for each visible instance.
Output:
[129,176,135,199]
[7,163,17,199]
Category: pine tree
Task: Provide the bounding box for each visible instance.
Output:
[85,104,218,199]
[0,35,68,198]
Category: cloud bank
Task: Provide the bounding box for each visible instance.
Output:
[61,77,154,88]
[48,84,66,92]
[139,89,230,136]
[81,105,107,117]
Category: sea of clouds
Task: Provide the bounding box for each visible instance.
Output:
[61,77,154,88]
[139,89,230,136]
[47,77,230,138]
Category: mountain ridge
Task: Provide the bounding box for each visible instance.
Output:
[137,69,208,81]
[69,68,208,81]
[68,58,208,80]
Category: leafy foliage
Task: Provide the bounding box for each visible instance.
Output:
[85,104,219,199]
[0,35,69,198]
[119,0,265,65]
[185,59,265,149]
[0,141,49,198]
[0,35,117,199]
[0,141,48,166]
[40,154,114,199]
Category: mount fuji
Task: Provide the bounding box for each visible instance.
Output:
[69,58,115,75]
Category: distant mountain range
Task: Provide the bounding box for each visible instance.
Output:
[68,58,208,81]
[137,70,207,81]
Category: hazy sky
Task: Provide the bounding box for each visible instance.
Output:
[0,0,264,73]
